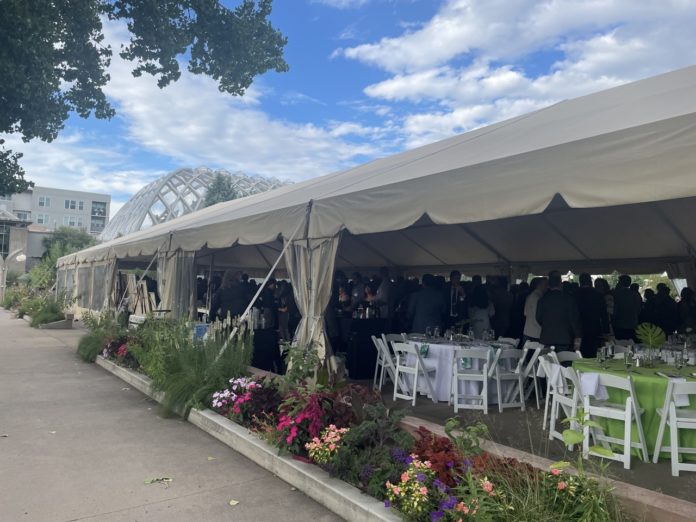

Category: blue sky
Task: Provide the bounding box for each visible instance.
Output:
[6,0,696,217]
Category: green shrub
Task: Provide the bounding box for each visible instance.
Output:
[77,331,108,362]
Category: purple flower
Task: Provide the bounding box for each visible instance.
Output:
[439,496,457,510]
[359,464,374,483]
[433,478,447,492]
[430,510,444,522]
[384,500,391,508]
[463,458,473,471]
[405,455,414,465]
[446,460,454,469]
[416,473,425,482]
[390,447,407,464]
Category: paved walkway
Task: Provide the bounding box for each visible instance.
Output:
[0,310,342,522]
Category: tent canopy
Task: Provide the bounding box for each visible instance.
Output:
[59,65,696,275]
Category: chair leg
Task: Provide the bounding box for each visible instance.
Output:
[582,399,590,460]
[669,409,680,477]
[548,397,557,441]
[653,410,668,464]
[633,400,649,463]
[483,378,488,415]
[518,376,525,412]
[392,368,399,402]
[542,381,552,431]
[412,370,418,407]
[623,399,632,470]
[533,375,541,410]
[496,375,503,413]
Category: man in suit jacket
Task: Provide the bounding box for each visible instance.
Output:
[408,274,446,334]
[576,273,609,357]
[536,271,582,351]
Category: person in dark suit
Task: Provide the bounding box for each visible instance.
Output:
[408,274,446,333]
[536,270,582,351]
[576,273,609,358]
[445,270,467,329]
[210,270,248,321]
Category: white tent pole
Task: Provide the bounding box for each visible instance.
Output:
[216,219,306,359]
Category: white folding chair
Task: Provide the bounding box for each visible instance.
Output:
[494,348,526,412]
[538,354,556,430]
[450,347,497,414]
[371,336,397,391]
[653,380,696,472]
[392,342,438,406]
[521,341,543,409]
[383,333,408,347]
[666,381,696,476]
[497,337,519,347]
[582,373,649,469]
[548,365,584,450]
[549,347,583,366]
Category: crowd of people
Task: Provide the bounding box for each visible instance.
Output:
[328,269,696,358]
[200,270,300,341]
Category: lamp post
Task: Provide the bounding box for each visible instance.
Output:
[0,249,26,304]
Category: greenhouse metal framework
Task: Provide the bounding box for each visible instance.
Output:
[100,167,287,241]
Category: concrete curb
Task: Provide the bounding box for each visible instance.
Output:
[95,357,398,522]
[189,409,400,522]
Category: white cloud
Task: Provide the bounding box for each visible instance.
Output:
[100,21,382,182]
[336,0,696,146]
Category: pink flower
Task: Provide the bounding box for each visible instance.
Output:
[482,480,494,494]
[551,468,561,476]
[400,472,409,483]
[455,502,469,514]
[329,443,336,451]
[557,481,567,491]
[392,486,401,495]
[419,486,428,495]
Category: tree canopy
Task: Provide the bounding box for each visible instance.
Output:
[204,172,238,207]
[42,227,98,257]
[0,0,287,195]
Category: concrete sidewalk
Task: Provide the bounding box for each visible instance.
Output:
[0,310,342,522]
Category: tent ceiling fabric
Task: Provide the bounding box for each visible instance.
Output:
[59,66,696,272]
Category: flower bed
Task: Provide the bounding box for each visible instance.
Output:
[91,319,630,521]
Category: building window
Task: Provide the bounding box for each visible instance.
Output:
[0,224,9,257]
[63,215,84,228]
[0,225,10,258]
[39,196,51,208]
[78,200,84,211]
[37,214,48,225]
[64,199,77,210]
[90,216,106,233]
[91,201,107,217]
[15,211,30,222]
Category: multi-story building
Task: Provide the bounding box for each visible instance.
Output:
[0,186,111,236]
[0,186,110,273]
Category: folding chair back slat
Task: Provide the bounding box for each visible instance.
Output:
[392,342,437,406]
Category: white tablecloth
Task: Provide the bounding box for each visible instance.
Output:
[406,341,512,403]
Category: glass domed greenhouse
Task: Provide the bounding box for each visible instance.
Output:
[100,167,287,241]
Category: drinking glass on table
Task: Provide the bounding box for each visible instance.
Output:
[624,350,633,373]
[425,326,432,338]
[434,327,440,339]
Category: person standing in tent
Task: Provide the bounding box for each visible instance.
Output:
[576,273,610,357]
[408,274,446,334]
[210,270,247,322]
[523,277,547,344]
[445,270,467,330]
[468,284,495,339]
[612,275,642,340]
[536,270,582,352]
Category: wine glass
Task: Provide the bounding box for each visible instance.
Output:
[624,350,633,373]
[434,327,441,339]
[675,352,685,375]
[425,326,432,338]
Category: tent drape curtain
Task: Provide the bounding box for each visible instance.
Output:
[102,259,117,310]
[667,259,696,292]
[284,235,341,362]
[157,250,196,319]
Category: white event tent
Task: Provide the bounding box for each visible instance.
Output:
[57,65,696,355]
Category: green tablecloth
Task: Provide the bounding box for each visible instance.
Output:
[572,359,696,460]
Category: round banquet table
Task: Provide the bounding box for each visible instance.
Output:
[572,358,696,459]
[405,341,512,404]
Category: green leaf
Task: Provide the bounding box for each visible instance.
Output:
[590,445,614,458]
[550,461,571,470]
[583,420,603,429]
[562,429,584,446]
